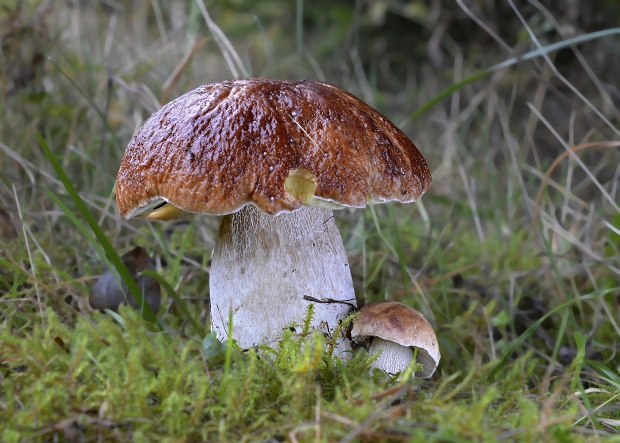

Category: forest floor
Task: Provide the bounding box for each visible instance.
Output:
[1,1,620,441]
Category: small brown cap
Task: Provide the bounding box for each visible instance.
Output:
[116,78,431,218]
[351,301,440,377]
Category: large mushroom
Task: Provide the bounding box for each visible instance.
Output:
[115,79,431,354]
[351,301,440,377]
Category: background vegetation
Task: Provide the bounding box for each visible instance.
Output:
[1,0,620,441]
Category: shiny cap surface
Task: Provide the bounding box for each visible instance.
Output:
[116,78,431,218]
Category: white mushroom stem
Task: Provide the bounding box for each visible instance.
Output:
[368,338,414,375]
[209,204,357,355]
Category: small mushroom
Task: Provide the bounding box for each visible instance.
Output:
[351,301,440,377]
[89,246,161,313]
[115,79,431,354]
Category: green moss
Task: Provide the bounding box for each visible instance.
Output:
[1,307,615,442]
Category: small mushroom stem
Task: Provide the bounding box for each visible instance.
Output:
[368,338,414,375]
[209,204,357,355]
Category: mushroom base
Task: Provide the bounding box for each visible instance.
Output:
[209,205,357,355]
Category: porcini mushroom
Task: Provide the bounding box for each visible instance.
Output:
[115,79,431,354]
[351,301,440,377]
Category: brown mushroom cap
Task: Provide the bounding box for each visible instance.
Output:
[116,78,431,218]
[351,301,440,377]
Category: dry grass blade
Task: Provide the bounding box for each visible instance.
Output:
[161,36,210,103]
[527,104,620,212]
[533,141,620,224]
[509,0,620,137]
[196,0,249,78]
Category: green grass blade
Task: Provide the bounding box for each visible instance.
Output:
[105,308,128,328]
[570,331,586,392]
[37,131,159,326]
[296,0,303,64]
[403,27,620,125]
[587,360,620,389]
[46,191,112,271]
[224,308,234,376]
[46,57,123,151]
[142,269,206,339]
[487,288,619,380]
[403,70,489,125]
[552,310,569,361]
[389,205,412,299]
[47,189,125,294]
[540,233,571,302]
[540,230,578,354]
